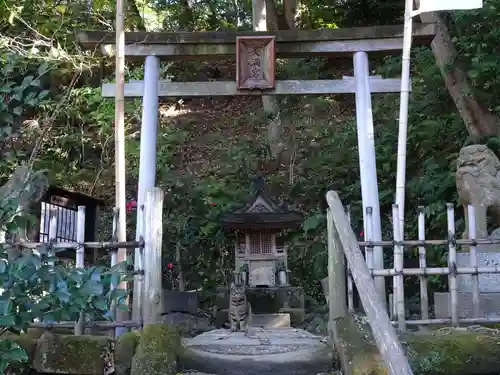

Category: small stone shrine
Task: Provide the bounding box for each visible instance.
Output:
[216,175,305,327]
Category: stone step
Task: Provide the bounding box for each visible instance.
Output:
[250,313,291,328]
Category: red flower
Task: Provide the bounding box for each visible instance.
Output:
[167,263,173,269]
[360,231,364,237]
[210,202,217,206]
[126,200,137,213]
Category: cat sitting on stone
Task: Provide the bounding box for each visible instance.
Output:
[229,282,251,333]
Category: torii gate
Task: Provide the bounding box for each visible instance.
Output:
[76,23,435,315]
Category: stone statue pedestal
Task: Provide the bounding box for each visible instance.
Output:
[435,251,500,319]
[456,252,500,293]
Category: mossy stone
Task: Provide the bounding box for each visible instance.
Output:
[115,331,140,375]
[130,324,181,375]
[33,332,114,374]
[331,314,500,375]
[131,352,177,375]
[406,331,500,375]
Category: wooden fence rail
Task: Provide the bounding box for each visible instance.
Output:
[326,191,413,375]
[1,187,165,338]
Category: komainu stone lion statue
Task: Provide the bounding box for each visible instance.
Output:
[456,145,500,242]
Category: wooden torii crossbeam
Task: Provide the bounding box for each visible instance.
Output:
[101,78,408,97]
[76,24,436,59]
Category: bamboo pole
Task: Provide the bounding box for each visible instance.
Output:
[370,266,500,276]
[114,0,128,337]
[392,204,406,331]
[132,204,145,329]
[74,206,86,336]
[395,316,500,326]
[365,207,374,272]
[394,0,414,238]
[417,206,429,323]
[446,203,458,327]
[109,208,120,339]
[29,321,141,329]
[467,205,480,319]
[8,240,141,249]
[345,205,354,312]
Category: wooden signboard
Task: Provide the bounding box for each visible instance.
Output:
[236,36,276,90]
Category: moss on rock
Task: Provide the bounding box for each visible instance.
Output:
[130,324,182,375]
[331,314,500,375]
[405,330,500,374]
[33,332,114,374]
[115,331,140,375]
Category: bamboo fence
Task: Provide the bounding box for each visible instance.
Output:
[343,200,500,330]
[0,187,165,337]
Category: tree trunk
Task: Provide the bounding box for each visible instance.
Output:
[284,0,299,29]
[415,1,499,136]
[126,0,146,31]
[253,0,284,158]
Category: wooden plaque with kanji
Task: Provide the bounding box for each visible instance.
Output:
[236,36,276,90]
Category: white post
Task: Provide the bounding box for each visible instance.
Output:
[353,51,386,300]
[75,206,86,335]
[110,208,119,339]
[48,207,58,265]
[133,55,160,325]
[394,0,413,238]
[143,188,164,326]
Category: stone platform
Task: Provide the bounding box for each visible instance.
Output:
[180,328,333,375]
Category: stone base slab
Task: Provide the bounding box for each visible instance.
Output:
[180,328,333,375]
[250,313,291,328]
[434,292,500,319]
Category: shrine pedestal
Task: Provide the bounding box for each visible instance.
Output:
[215,286,305,327]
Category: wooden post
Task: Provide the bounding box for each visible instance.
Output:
[345,205,354,312]
[327,208,347,333]
[48,207,57,266]
[417,207,429,325]
[132,204,145,327]
[467,205,480,318]
[75,206,86,336]
[326,191,413,375]
[143,188,164,325]
[447,203,458,327]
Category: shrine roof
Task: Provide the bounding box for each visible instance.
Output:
[220,176,303,230]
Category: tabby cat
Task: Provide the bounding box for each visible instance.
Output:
[229,282,250,333]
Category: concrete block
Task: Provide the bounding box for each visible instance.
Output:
[434,292,500,318]
[456,252,500,293]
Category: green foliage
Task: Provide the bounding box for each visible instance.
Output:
[0,339,28,373]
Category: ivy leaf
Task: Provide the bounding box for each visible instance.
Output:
[20,76,34,89]
[303,214,324,233]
